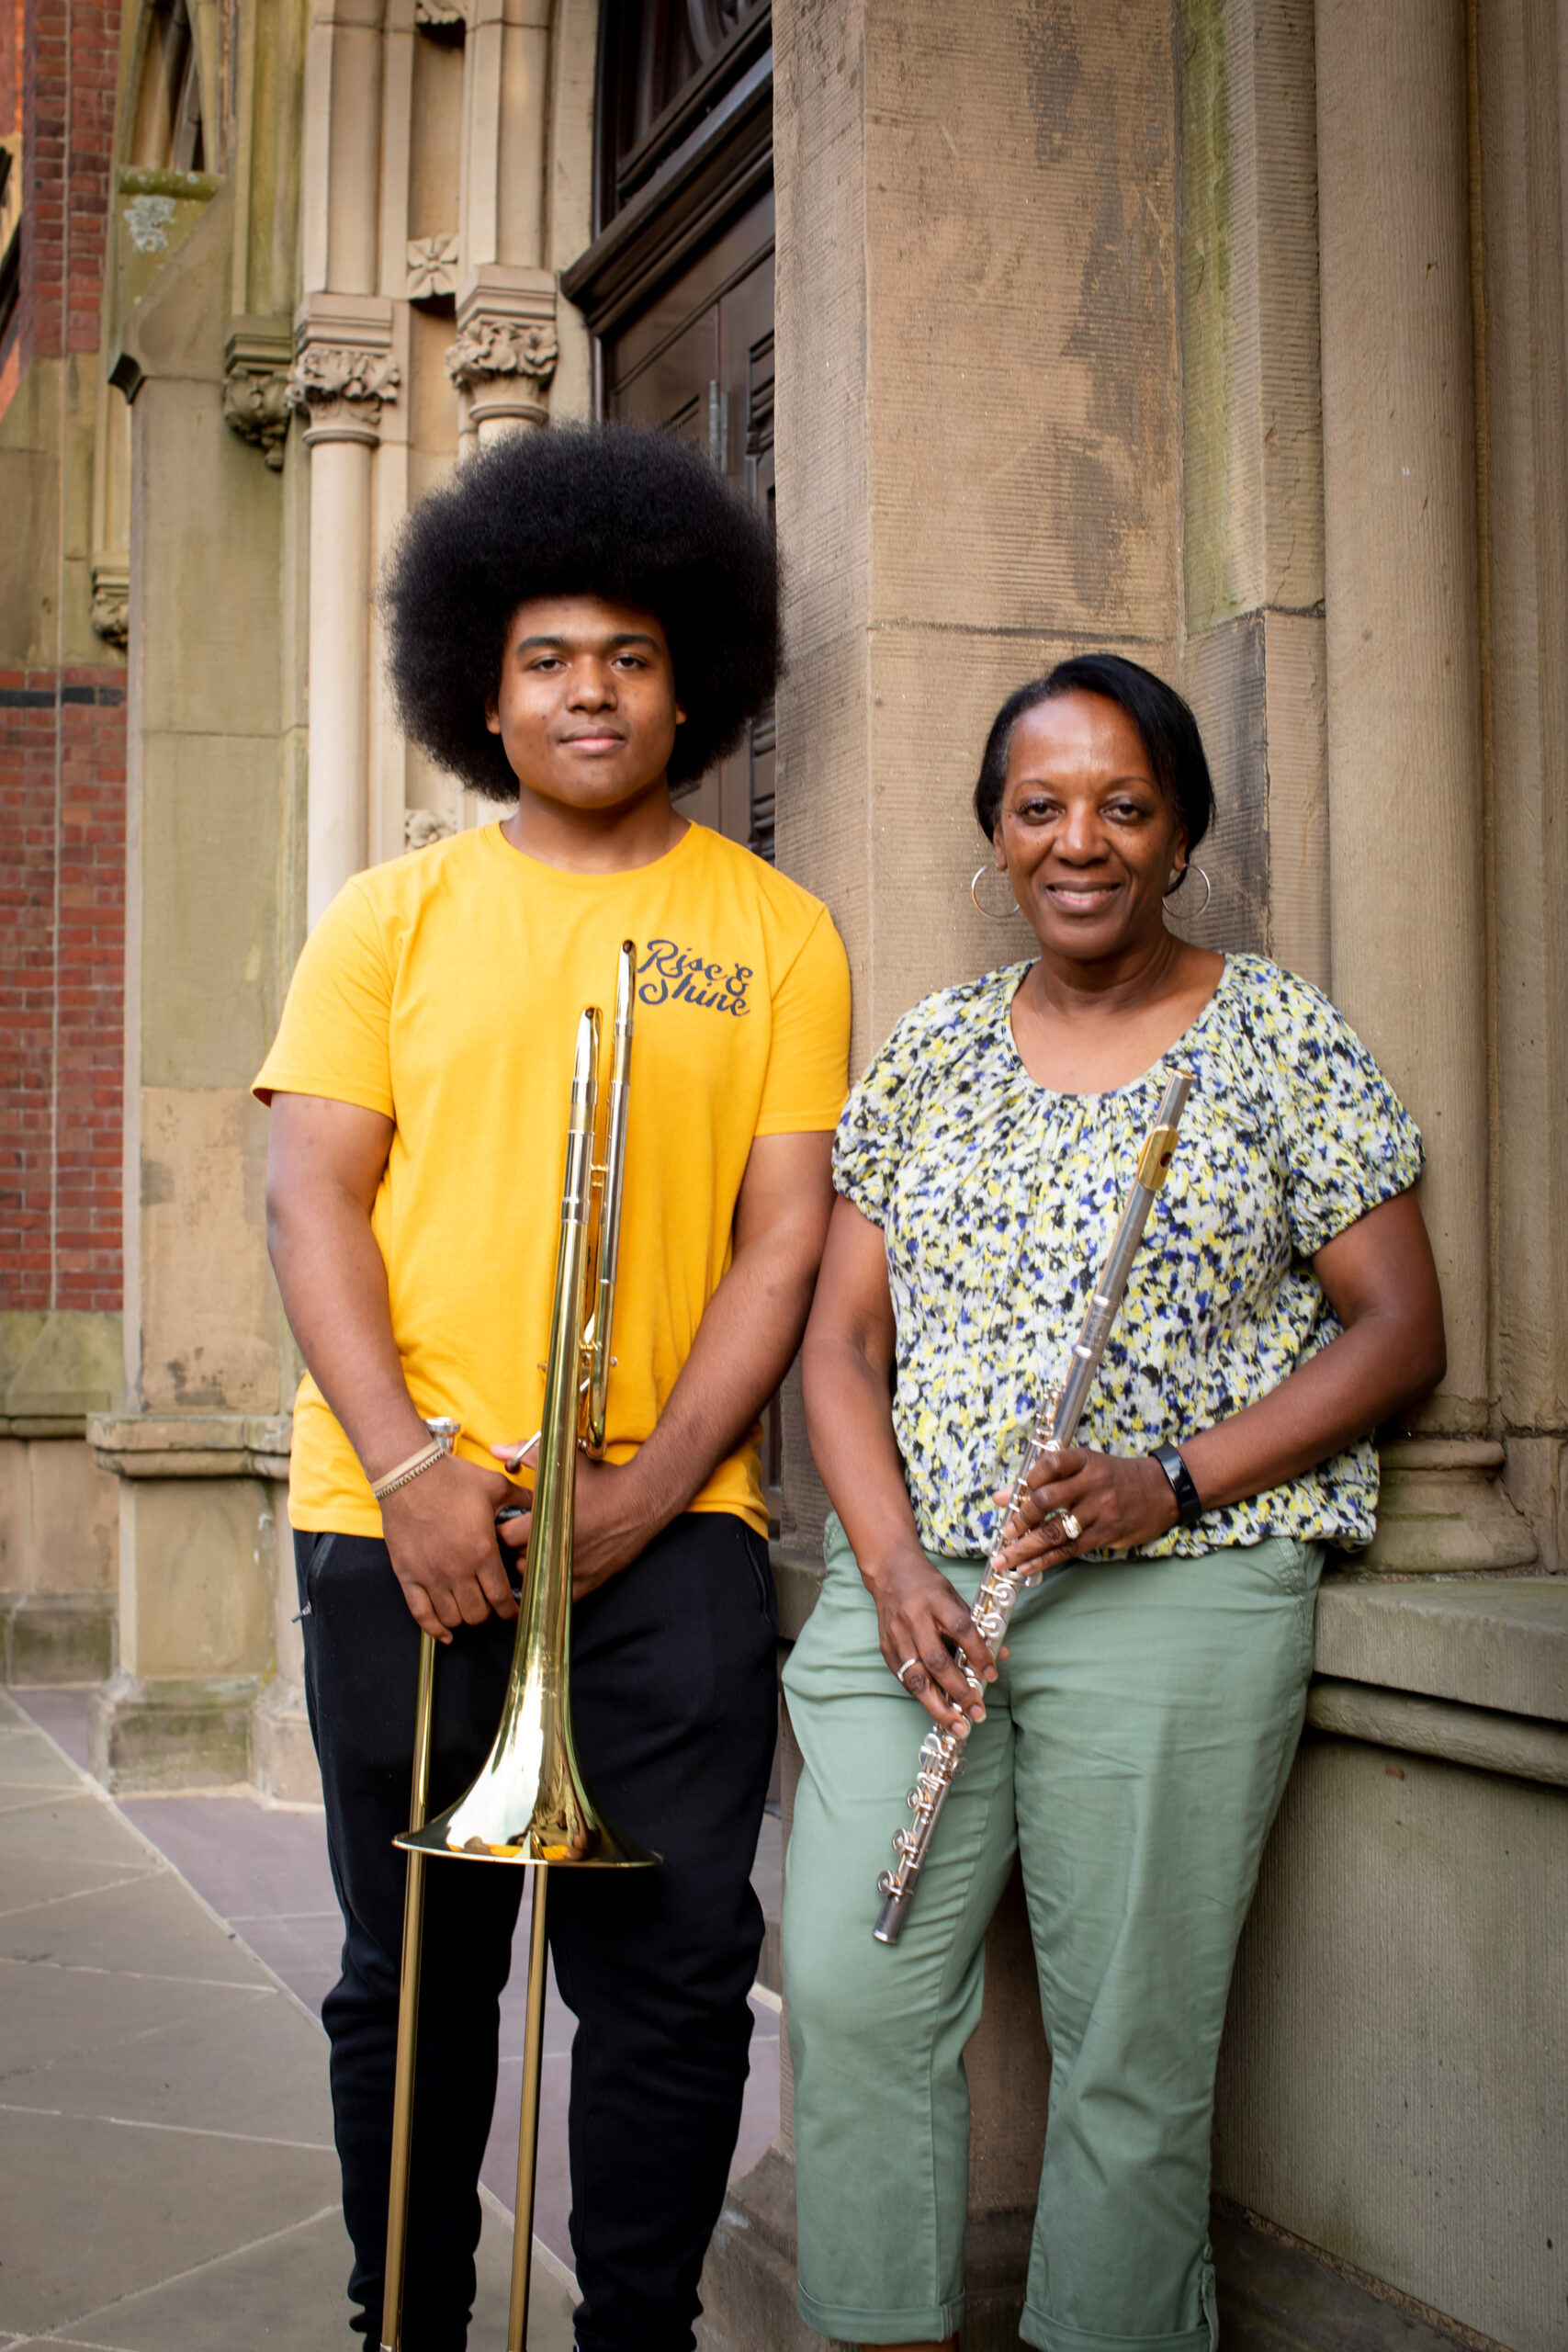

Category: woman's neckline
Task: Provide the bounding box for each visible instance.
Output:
[1000,952,1232,1102]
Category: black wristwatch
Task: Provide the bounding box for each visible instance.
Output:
[1152,1442,1203,1528]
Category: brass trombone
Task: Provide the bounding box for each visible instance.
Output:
[380,941,658,2352]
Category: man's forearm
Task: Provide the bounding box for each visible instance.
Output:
[617,1227,819,1537]
[268,1191,428,1480]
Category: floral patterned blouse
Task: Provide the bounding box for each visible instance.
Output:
[832,954,1425,1560]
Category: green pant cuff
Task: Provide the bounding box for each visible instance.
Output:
[796,2286,964,2343]
[1021,2310,1211,2352]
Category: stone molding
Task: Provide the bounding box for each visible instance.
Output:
[288,294,400,447]
[447,266,558,432]
[414,0,468,28]
[1305,1678,1568,1786]
[89,557,130,649]
[87,1411,292,1482]
[222,316,293,469]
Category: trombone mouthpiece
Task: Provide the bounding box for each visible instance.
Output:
[570,1007,600,1110]
[615,940,637,1036]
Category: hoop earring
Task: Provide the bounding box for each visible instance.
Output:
[970,864,1021,922]
[1164,864,1213,918]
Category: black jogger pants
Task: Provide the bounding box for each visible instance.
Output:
[294,1511,778,2352]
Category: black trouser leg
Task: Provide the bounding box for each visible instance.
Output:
[296,1531,524,2351]
[548,1512,779,2352]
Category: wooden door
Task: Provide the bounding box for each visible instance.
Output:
[605,189,776,859]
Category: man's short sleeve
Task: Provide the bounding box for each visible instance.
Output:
[253,879,397,1114]
[754,907,852,1136]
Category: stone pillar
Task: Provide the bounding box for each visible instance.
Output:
[289,299,401,930]
[1314,0,1533,1568]
[449,0,559,447]
[86,183,293,1788]
[1476,0,1568,1567]
[1177,0,1330,991]
[704,6,1182,2344]
[296,0,403,926]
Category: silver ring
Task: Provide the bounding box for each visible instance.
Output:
[896,1655,920,1687]
[1058,1511,1081,1544]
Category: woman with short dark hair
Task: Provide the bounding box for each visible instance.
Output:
[784,654,1444,2352]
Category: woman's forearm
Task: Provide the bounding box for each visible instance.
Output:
[1180,1188,1445,1510]
[803,1333,927,1576]
[1180,1311,1436,1510]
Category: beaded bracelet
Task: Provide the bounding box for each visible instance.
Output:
[369,1441,444,1502]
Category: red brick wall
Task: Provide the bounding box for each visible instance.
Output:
[0,668,124,1311]
[7,0,120,376]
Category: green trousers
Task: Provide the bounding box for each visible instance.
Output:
[782,1515,1321,2352]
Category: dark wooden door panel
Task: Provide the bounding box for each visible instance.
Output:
[605,190,775,858]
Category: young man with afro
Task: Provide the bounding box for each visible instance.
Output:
[255,425,851,2352]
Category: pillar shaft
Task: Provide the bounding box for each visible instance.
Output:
[305,434,375,928]
[1316,0,1489,1432]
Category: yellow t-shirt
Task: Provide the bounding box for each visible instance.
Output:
[254,821,851,1538]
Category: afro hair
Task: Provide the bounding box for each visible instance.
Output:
[381,423,781,799]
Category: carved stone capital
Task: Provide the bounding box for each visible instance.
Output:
[415,0,467,29]
[223,317,294,469]
[290,295,400,447]
[446,317,559,392]
[90,557,130,650]
[405,808,457,850]
[448,266,558,432]
[287,344,402,444]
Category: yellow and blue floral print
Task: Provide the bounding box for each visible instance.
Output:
[832,954,1425,1560]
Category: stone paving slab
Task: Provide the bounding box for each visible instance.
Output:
[0,1967,334,2143]
[0,1693,573,2350]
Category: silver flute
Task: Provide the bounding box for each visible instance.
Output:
[874,1067,1194,1946]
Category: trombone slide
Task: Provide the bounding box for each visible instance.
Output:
[380,949,656,2352]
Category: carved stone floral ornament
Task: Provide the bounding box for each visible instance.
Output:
[445,318,559,396]
[286,345,402,444]
[407,234,459,303]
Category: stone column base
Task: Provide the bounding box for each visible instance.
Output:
[252,1679,321,1804]
[1362,1440,1539,1572]
[87,1669,261,1793]
[0,1591,116,1685]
